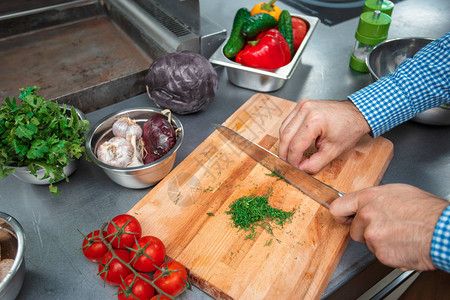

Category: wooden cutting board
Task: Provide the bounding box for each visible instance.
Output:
[128,93,394,299]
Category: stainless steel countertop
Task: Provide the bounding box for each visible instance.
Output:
[1,0,449,299]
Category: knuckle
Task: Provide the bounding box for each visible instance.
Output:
[288,142,300,154]
[299,99,313,109]
[357,207,374,224]
[364,226,382,244]
[307,112,324,125]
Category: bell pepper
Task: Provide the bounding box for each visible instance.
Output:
[291,17,308,51]
[235,44,251,64]
[251,0,282,21]
[239,29,291,69]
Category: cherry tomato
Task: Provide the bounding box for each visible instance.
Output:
[291,17,308,51]
[107,214,142,249]
[150,295,171,300]
[154,261,188,297]
[82,230,108,262]
[99,249,132,286]
[130,236,166,273]
[118,273,155,300]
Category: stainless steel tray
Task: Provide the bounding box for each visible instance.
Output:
[209,14,319,92]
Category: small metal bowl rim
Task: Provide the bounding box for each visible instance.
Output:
[85,107,184,173]
[366,37,435,81]
[0,212,25,295]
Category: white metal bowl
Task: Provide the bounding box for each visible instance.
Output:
[0,212,25,300]
[85,107,184,189]
[366,37,450,126]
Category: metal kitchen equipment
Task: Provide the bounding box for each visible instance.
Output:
[349,10,391,73]
[86,107,184,189]
[0,212,26,300]
[367,37,450,126]
[213,124,343,208]
[209,14,319,92]
[0,0,226,113]
[104,0,226,59]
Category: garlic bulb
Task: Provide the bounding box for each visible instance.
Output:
[126,134,144,167]
[112,117,143,139]
[97,137,134,167]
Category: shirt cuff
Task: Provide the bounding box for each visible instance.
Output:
[431,204,450,273]
[348,77,415,138]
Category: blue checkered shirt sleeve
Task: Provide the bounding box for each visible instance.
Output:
[350,32,450,273]
[431,205,450,272]
[349,31,450,138]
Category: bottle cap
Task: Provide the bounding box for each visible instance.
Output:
[355,10,391,45]
[363,0,394,16]
[350,54,370,72]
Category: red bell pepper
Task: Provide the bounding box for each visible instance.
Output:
[235,44,251,64]
[239,29,291,69]
[291,17,308,51]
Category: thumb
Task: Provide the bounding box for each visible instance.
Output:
[329,194,359,224]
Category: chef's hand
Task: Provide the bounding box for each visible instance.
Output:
[279,99,370,174]
[330,184,449,271]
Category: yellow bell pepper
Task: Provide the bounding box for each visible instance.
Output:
[250,0,282,21]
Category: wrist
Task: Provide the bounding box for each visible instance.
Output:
[344,100,372,136]
[430,204,450,272]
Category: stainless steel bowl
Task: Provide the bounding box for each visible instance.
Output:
[11,160,79,185]
[86,107,184,189]
[366,37,450,125]
[209,14,319,92]
[0,212,26,300]
[9,104,86,185]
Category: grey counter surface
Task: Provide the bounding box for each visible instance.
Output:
[1,0,449,299]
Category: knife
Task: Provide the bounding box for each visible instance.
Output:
[213,124,343,209]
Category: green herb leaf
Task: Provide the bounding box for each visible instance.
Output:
[27,139,49,159]
[15,123,37,139]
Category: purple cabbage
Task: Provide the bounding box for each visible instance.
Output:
[145,51,219,115]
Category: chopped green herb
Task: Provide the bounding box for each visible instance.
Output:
[206,212,215,216]
[264,239,273,247]
[203,186,214,192]
[226,190,295,239]
[246,231,257,240]
[175,191,181,204]
[266,170,289,183]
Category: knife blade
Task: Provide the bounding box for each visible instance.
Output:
[213,124,343,209]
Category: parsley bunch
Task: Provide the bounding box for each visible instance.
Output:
[0,87,90,195]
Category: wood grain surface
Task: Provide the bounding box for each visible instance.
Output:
[128,94,394,299]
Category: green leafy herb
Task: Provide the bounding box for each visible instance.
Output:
[266,170,289,183]
[206,212,215,216]
[264,239,273,247]
[226,190,295,240]
[0,87,90,195]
